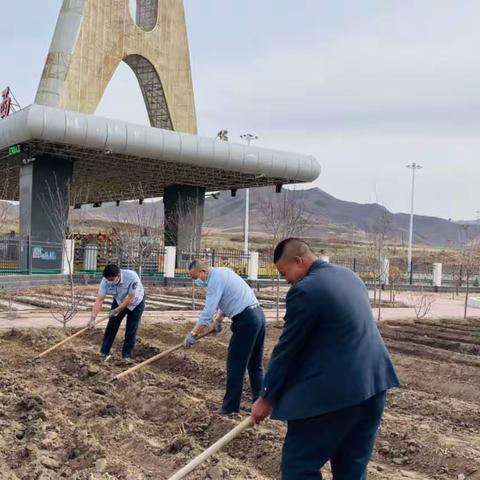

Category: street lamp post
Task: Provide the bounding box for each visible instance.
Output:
[240,133,258,255]
[406,162,423,283]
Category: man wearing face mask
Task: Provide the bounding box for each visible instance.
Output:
[89,264,145,364]
[251,238,399,479]
[185,259,266,414]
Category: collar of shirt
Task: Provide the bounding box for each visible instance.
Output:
[206,268,213,284]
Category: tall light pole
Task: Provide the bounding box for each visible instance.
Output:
[240,133,258,255]
[406,162,423,281]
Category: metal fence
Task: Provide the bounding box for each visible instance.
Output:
[0,236,64,275]
[258,253,276,278]
[0,236,23,274]
[3,235,480,288]
[442,263,480,288]
[175,249,250,277]
[74,241,165,276]
[72,244,250,278]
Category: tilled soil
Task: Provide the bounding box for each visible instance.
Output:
[0,318,478,479]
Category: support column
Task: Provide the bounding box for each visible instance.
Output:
[381,258,390,286]
[163,185,205,251]
[433,263,442,287]
[164,246,176,278]
[19,155,73,272]
[248,252,259,281]
[84,243,98,272]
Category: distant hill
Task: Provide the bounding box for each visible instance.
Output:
[1,187,477,247]
[203,187,478,247]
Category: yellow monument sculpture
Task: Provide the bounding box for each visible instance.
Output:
[35,0,197,134]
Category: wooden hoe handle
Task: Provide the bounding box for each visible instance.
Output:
[32,314,110,361]
[167,417,254,480]
[111,328,215,382]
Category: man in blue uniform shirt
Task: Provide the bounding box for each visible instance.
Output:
[89,264,145,364]
[184,260,266,414]
[251,238,400,479]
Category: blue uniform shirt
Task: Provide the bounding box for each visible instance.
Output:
[98,269,145,311]
[197,267,258,326]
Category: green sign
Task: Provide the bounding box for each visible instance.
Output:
[8,145,21,155]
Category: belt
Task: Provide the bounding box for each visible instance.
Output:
[232,303,261,321]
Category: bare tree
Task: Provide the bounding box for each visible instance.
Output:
[0,286,19,320]
[457,225,480,319]
[164,196,207,253]
[0,174,21,317]
[389,265,402,305]
[40,175,83,328]
[110,193,163,276]
[0,169,17,232]
[0,202,13,232]
[0,174,19,271]
[365,210,391,321]
[257,188,312,250]
[408,289,435,320]
[257,188,312,293]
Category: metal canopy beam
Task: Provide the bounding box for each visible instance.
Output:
[0,105,320,204]
[0,141,299,204]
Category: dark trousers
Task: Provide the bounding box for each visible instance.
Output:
[100,298,145,358]
[281,391,386,480]
[222,306,266,413]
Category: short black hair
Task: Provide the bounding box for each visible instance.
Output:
[273,238,311,263]
[103,264,120,278]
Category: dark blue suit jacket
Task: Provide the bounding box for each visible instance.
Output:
[263,260,400,421]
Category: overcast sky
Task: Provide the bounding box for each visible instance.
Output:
[1,1,479,220]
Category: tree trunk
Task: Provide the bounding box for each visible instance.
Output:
[66,242,75,330]
[377,285,382,322]
[464,273,470,319]
[276,273,280,324]
[192,282,196,310]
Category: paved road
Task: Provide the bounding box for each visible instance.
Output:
[371,292,476,321]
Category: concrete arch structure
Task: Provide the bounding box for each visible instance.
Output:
[130,0,159,32]
[123,54,173,130]
[35,0,196,133]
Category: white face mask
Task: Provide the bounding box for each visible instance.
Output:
[194,279,208,288]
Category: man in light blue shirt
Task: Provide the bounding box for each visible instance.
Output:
[184,259,266,414]
[89,264,145,364]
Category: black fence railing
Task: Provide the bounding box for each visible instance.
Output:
[0,237,24,275]
[2,235,480,288]
[74,242,165,276]
[0,237,64,275]
[175,249,250,277]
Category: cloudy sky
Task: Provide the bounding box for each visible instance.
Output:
[1,1,479,220]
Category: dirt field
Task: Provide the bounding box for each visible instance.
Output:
[0,317,478,479]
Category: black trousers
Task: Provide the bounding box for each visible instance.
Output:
[281,391,386,480]
[222,306,266,413]
[100,298,145,358]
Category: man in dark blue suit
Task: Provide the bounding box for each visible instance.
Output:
[251,238,400,479]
